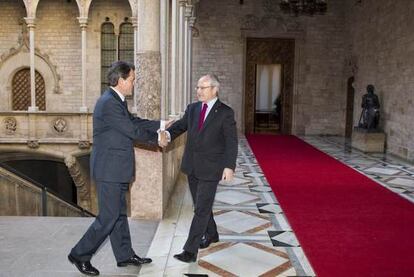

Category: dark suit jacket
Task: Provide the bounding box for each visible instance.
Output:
[90,88,159,183]
[168,99,238,181]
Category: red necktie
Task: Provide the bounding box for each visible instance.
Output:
[198,103,208,131]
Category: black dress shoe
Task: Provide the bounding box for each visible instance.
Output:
[68,254,99,276]
[173,251,197,263]
[200,234,219,249]
[117,254,152,267]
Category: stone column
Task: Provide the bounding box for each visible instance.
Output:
[188,16,196,104]
[135,0,161,119]
[183,4,189,107]
[178,0,186,113]
[131,16,138,114]
[24,17,38,112]
[160,0,170,119]
[131,0,163,219]
[78,17,88,113]
[170,0,178,116]
[184,5,193,105]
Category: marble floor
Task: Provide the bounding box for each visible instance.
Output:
[141,135,414,276]
[0,216,158,277]
[302,136,414,204]
[141,138,315,277]
[1,135,413,276]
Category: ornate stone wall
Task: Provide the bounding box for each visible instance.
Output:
[192,0,348,135]
[347,1,414,161]
[0,0,132,112]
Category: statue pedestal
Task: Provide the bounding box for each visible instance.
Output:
[352,128,385,153]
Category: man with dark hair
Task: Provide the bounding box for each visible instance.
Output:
[68,61,167,276]
[166,74,238,263]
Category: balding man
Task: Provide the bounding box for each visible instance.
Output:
[166,74,238,262]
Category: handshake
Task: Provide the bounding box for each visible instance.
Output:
[157,119,174,148]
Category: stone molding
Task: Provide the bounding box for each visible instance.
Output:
[64,155,90,210]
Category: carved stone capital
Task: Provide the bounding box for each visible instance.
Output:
[130,16,138,28]
[24,17,36,29]
[78,140,90,149]
[189,16,196,27]
[77,17,88,29]
[27,140,39,148]
[185,4,193,19]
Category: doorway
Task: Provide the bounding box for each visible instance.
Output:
[245,38,295,134]
[254,64,282,133]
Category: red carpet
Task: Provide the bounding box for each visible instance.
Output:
[246,135,414,277]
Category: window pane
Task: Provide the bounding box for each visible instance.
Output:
[101,22,116,92]
[119,23,134,64]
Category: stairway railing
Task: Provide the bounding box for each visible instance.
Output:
[0,163,94,217]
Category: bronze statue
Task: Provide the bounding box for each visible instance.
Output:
[358,84,380,131]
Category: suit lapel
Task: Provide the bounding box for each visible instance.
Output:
[109,88,128,112]
[200,99,221,132]
[192,102,202,134]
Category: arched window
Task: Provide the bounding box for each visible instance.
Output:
[12,68,46,111]
[101,21,116,92]
[119,22,134,64]
[100,19,134,93]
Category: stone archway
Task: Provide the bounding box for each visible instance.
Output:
[0,146,92,211]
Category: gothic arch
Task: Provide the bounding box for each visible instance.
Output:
[0,46,62,111]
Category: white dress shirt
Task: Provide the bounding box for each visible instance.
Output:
[201,97,218,123]
[110,86,125,102]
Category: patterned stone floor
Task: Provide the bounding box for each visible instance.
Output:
[142,135,414,276]
[2,135,412,276]
[141,137,315,276]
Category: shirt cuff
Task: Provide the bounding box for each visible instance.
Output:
[157,120,171,142]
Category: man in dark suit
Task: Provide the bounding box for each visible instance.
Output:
[166,74,238,263]
[68,61,163,276]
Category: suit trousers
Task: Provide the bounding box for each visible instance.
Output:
[184,174,219,254]
[70,181,134,262]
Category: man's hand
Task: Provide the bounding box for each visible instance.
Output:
[221,168,234,182]
[158,131,169,148]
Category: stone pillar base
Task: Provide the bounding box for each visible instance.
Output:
[352,129,385,153]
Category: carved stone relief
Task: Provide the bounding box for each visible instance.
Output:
[4,117,17,135]
[240,4,303,33]
[263,0,280,14]
[64,155,90,210]
[78,140,90,149]
[52,118,68,134]
[191,26,200,38]
[27,140,39,148]
[241,14,261,30]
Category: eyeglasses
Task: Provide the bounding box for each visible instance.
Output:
[195,86,213,90]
